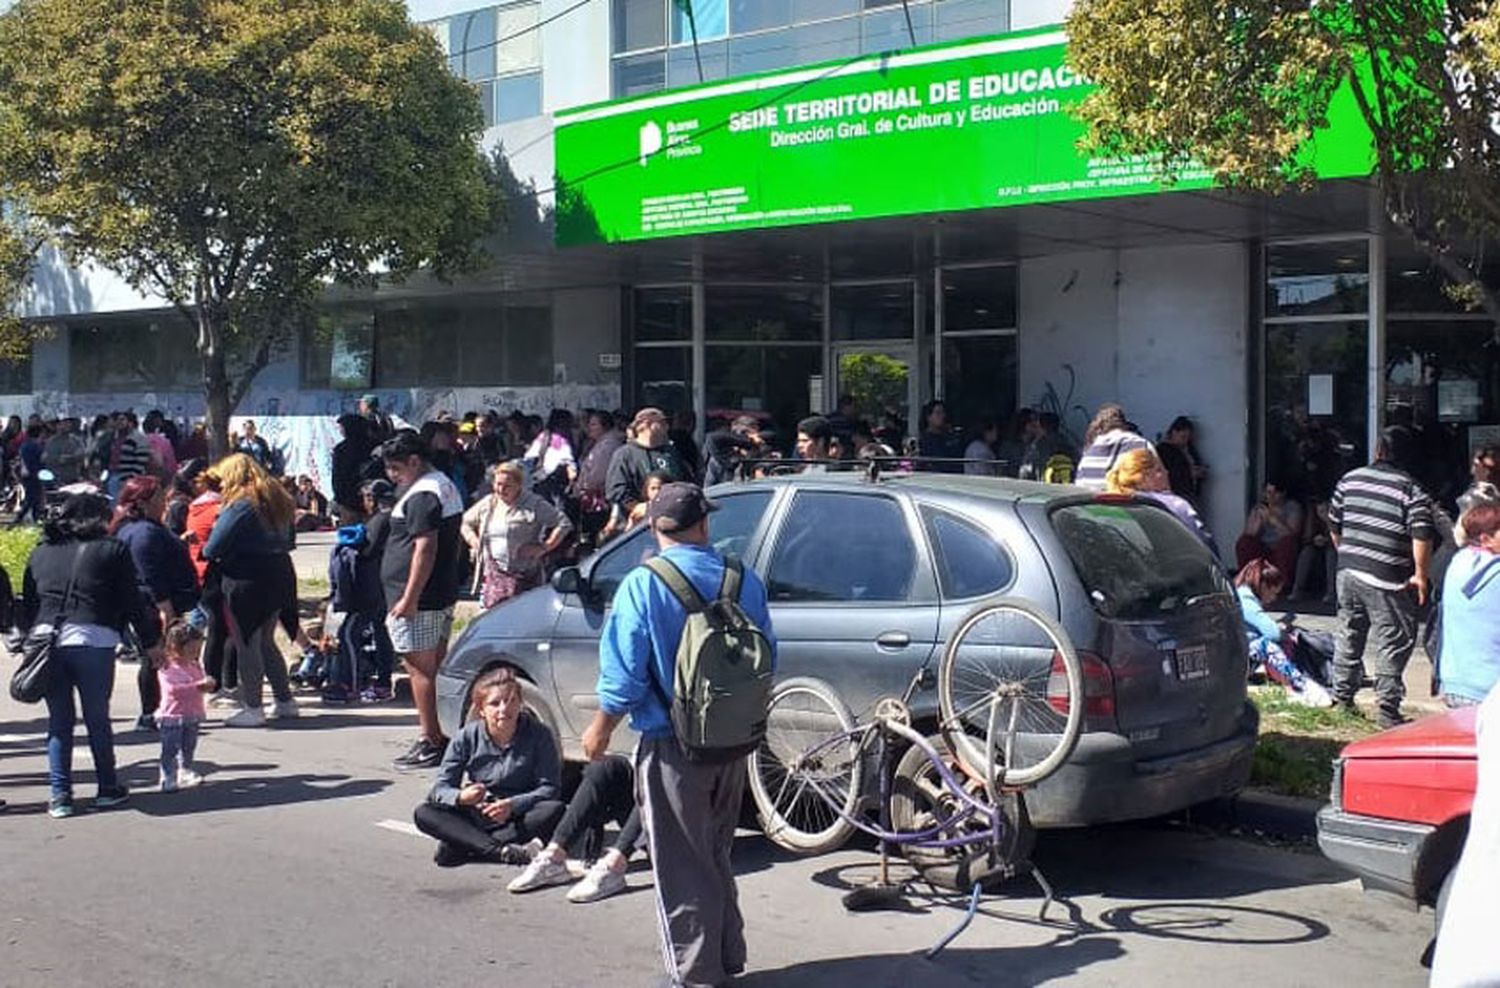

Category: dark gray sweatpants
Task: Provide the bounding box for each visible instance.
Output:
[637,736,746,988]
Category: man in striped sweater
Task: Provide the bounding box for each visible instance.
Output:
[1328,426,1436,727]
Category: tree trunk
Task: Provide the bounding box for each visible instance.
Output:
[200,310,234,460]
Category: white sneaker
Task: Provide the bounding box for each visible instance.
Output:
[567,860,628,903]
[177,769,204,789]
[269,700,300,720]
[158,773,178,793]
[224,706,266,728]
[507,854,572,893]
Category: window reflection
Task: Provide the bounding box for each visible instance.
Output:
[1265,241,1369,318]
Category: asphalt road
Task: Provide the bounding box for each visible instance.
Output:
[0,672,1434,988]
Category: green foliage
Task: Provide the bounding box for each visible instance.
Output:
[0,524,40,594]
[1068,0,1500,318]
[838,352,909,422]
[0,0,501,449]
[0,215,36,361]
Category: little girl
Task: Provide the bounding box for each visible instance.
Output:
[156,619,216,792]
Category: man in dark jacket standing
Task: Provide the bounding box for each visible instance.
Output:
[604,408,687,534]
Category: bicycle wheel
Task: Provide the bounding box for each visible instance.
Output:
[748,676,863,855]
[938,597,1083,788]
[890,733,1035,892]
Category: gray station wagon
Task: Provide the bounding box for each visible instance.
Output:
[436,473,1258,832]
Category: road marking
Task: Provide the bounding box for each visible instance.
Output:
[376,819,423,838]
[0,734,35,743]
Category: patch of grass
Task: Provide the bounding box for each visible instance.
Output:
[1249,685,1378,799]
[298,576,330,601]
[0,524,41,593]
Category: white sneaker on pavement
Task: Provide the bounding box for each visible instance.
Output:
[507,855,572,893]
[566,860,628,904]
[224,706,266,728]
[269,700,300,720]
[177,769,204,789]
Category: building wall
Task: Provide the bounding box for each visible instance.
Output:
[1018,242,1250,547]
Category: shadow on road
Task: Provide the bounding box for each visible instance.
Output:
[741,938,1128,988]
[123,765,391,817]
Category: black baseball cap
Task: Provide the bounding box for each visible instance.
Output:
[649,482,718,533]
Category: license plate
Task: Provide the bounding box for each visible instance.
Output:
[1174,645,1210,681]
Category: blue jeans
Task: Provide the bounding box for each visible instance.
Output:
[44,645,119,799]
[159,717,202,779]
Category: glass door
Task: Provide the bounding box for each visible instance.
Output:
[834,345,915,437]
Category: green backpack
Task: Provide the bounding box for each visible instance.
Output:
[644,555,774,762]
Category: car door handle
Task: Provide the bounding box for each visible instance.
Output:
[876,631,911,649]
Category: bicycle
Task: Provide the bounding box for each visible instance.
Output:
[747,597,1084,953]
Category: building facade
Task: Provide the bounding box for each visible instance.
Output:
[4,0,1498,547]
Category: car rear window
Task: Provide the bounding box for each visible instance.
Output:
[1050,501,1225,619]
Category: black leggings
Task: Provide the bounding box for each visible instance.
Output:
[553,756,644,861]
[413,800,566,860]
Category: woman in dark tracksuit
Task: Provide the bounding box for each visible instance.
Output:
[202,453,301,728]
[111,475,199,731]
[20,493,163,818]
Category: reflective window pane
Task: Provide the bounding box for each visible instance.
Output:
[449,9,497,81]
[729,19,859,74]
[302,309,375,390]
[613,0,667,52]
[1266,241,1369,318]
[634,287,693,342]
[477,80,497,128]
[673,0,729,43]
[705,286,821,341]
[503,304,554,385]
[498,3,541,74]
[941,335,1017,435]
[942,265,1017,331]
[613,51,666,97]
[923,506,1014,599]
[70,315,199,392]
[667,39,728,87]
[832,283,913,340]
[497,72,542,123]
[705,345,823,443]
[1386,319,1500,497]
[935,0,1007,41]
[732,0,791,32]
[793,0,860,21]
[1263,319,1368,498]
[634,346,694,413]
[861,7,932,52]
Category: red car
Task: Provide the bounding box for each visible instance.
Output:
[1317,707,1478,905]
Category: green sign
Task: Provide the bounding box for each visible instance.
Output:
[554,28,1373,246]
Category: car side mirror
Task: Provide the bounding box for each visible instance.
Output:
[552,566,587,597]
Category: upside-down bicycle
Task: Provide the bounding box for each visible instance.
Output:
[746,597,1085,956]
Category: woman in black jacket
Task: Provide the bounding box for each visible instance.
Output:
[20,493,163,819]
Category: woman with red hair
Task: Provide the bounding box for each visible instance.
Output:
[111,475,200,731]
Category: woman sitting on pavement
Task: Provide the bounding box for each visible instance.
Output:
[508,755,643,903]
[1235,479,1302,581]
[1235,559,1332,706]
[20,493,164,818]
[461,462,574,611]
[1436,503,1500,708]
[413,667,565,867]
[111,475,200,732]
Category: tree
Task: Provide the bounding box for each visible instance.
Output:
[1067,0,1500,320]
[0,0,501,454]
[0,215,34,362]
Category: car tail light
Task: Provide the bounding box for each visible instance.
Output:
[1047,650,1116,729]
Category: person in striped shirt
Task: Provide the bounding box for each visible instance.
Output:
[1328,426,1437,727]
[1075,403,1152,491]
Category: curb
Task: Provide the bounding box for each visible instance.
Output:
[1189,789,1323,839]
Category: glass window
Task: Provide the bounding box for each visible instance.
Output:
[1263,319,1368,498]
[1266,240,1369,318]
[923,507,1013,599]
[706,345,823,444]
[942,265,1017,331]
[497,3,541,74]
[1050,503,1224,620]
[861,7,932,52]
[614,0,666,52]
[477,80,497,128]
[373,299,552,388]
[497,72,542,122]
[503,304,554,385]
[935,0,1006,41]
[673,0,729,43]
[705,286,821,341]
[634,346,693,413]
[767,492,917,602]
[708,490,775,560]
[832,282,913,340]
[667,39,728,86]
[589,526,659,601]
[0,351,31,394]
[69,315,199,392]
[794,0,860,21]
[728,19,859,74]
[635,287,693,342]
[1386,319,1500,496]
[613,51,667,97]
[732,0,791,32]
[449,8,497,81]
[301,310,375,390]
[1386,241,1500,315]
[942,335,1016,435]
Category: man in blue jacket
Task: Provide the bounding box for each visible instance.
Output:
[583,483,775,988]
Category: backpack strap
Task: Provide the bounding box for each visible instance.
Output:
[717,556,743,603]
[644,556,707,613]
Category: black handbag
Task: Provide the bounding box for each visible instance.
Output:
[9,543,86,704]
